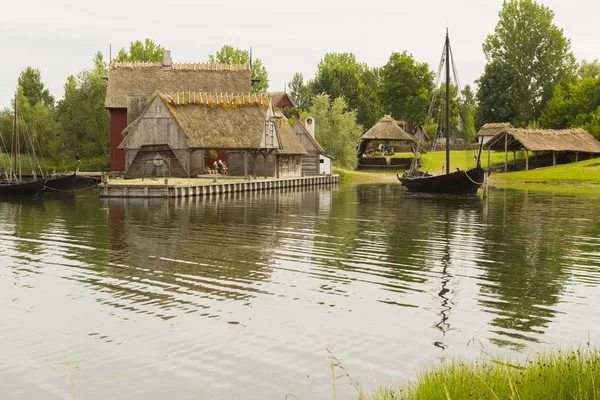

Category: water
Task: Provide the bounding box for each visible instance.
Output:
[1,185,600,399]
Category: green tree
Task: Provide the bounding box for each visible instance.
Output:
[288,73,312,110]
[309,53,381,129]
[56,52,110,156]
[116,39,165,62]
[208,45,269,93]
[579,60,600,80]
[308,94,362,169]
[17,66,54,107]
[478,0,576,126]
[379,51,434,125]
[459,85,478,142]
[476,60,524,127]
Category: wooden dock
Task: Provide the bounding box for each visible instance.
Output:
[99,175,338,198]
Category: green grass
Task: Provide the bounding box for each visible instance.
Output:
[491,158,600,185]
[334,167,399,184]
[370,346,600,400]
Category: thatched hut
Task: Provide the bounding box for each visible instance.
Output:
[477,123,513,145]
[483,128,600,170]
[105,50,252,171]
[118,92,306,178]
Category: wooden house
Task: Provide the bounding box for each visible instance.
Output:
[105,50,251,172]
[268,91,295,109]
[117,92,306,179]
[292,117,333,175]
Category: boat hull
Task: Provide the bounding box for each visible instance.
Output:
[398,167,485,195]
[0,179,46,196]
[45,173,77,191]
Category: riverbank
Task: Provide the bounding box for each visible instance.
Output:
[489,158,600,185]
[367,346,600,400]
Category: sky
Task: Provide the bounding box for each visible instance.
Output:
[0,0,598,109]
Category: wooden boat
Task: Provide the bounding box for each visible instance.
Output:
[0,178,46,196]
[44,172,77,191]
[398,30,485,196]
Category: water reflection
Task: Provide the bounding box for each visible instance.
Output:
[2,186,600,399]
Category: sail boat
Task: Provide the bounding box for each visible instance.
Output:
[0,95,46,196]
[398,31,485,196]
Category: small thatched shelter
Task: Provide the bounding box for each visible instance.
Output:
[118,92,306,178]
[362,115,417,143]
[477,123,513,144]
[484,128,600,170]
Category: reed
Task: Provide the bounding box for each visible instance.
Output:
[371,346,600,400]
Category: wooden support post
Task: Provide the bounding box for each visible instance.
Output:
[243,151,249,179]
[525,150,529,170]
[513,150,517,166]
[535,152,538,167]
[575,152,579,162]
[487,147,491,174]
[553,151,556,166]
[504,133,508,172]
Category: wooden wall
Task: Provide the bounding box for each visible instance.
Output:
[109,108,128,171]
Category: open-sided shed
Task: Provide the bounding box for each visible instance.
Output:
[484,128,600,170]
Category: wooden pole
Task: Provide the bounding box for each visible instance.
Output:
[535,152,538,167]
[504,133,508,172]
[243,151,249,179]
[513,150,517,166]
[575,152,579,162]
[552,151,556,166]
[525,150,529,170]
[487,147,491,174]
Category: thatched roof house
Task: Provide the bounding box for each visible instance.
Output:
[362,115,417,143]
[484,128,600,153]
[268,91,295,109]
[477,123,513,144]
[105,50,252,172]
[118,92,306,178]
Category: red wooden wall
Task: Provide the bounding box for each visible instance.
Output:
[109,108,127,171]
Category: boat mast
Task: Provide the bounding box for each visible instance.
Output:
[445,29,450,175]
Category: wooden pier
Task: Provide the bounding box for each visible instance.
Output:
[99,175,338,198]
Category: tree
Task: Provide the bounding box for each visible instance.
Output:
[308,94,362,169]
[459,85,478,142]
[379,51,434,125]
[56,52,110,156]
[477,0,576,126]
[208,45,269,93]
[288,73,312,110]
[116,39,165,62]
[17,67,54,107]
[309,53,381,129]
[579,60,600,80]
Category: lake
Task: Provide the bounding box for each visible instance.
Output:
[1,185,600,399]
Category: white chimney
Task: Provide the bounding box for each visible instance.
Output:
[162,50,172,70]
[305,117,315,137]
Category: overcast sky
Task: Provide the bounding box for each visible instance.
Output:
[1,0,598,109]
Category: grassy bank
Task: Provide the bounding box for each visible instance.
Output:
[490,158,600,185]
[368,346,600,400]
[0,153,109,173]
[334,168,400,184]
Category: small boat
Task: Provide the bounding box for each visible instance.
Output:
[0,178,46,196]
[44,172,77,191]
[399,30,485,196]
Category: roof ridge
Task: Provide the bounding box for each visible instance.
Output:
[158,91,272,107]
[109,61,251,71]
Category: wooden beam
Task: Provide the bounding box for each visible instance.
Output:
[243,151,249,179]
[525,150,529,170]
[504,133,508,172]
[553,151,556,166]
[575,152,579,162]
[487,147,491,174]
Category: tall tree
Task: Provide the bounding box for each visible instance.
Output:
[116,39,165,62]
[477,0,575,126]
[56,52,110,156]
[208,45,269,93]
[379,51,434,125]
[288,73,312,110]
[308,94,362,169]
[309,53,381,129]
[17,67,54,107]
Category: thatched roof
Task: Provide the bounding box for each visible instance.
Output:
[120,92,306,155]
[477,122,513,137]
[484,128,600,153]
[361,115,416,142]
[105,62,251,108]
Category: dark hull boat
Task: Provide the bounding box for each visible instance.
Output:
[398,167,485,196]
[45,172,77,191]
[0,179,46,196]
